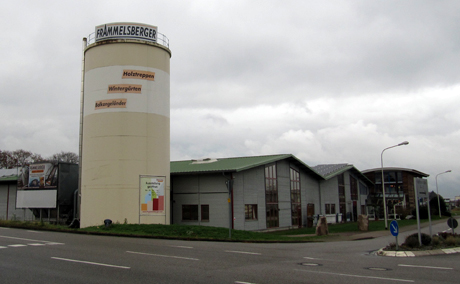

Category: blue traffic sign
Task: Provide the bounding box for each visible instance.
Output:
[390,220,399,236]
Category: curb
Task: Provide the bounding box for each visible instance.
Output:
[377,247,460,257]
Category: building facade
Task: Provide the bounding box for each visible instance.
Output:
[362,167,429,218]
[171,155,373,231]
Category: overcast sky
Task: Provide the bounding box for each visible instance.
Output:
[1,1,459,198]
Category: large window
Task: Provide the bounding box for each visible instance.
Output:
[245,204,258,220]
[325,204,336,214]
[350,176,358,200]
[338,173,345,202]
[265,164,279,228]
[290,168,301,226]
[182,205,198,221]
[201,205,209,221]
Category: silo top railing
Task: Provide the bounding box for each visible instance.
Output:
[86,32,169,48]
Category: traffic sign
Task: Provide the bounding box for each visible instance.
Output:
[390,220,399,237]
[447,218,458,229]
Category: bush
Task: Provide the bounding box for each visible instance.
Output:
[411,206,429,219]
[431,236,441,246]
[404,233,431,247]
[443,211,452,217]
[445,236,457,246]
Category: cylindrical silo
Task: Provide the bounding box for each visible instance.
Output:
[80,23,171,227]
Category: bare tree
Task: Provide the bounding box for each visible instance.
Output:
[48,151,79,164]
[0,149,44,168]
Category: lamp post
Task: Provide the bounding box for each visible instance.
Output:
[435,170,451,218]
[381,141,409,229]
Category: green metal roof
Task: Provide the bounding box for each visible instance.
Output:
[0,175,18,182]
[313,163,373,185]
[171,154,323,179]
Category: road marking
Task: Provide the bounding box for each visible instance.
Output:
[28,243,46,246]
[225,250,261,255]
[169,245,194,249]
[8,244,27,247]
[51,257,130,269]
[0,246,7,249]
[0,235,51,243]
[294,269,414,282]
[235,281,257,284]
[127,251,199,261]
[398,264,453,270]
[27,230,42,233]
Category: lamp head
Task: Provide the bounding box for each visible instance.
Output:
[398,141,409,146]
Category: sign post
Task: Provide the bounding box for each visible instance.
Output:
[447,217,458,234]
[414,177,430,246]
[390,220,399,250]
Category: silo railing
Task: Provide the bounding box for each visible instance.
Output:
[86,32,169,48]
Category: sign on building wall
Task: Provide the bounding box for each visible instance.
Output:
[139,176,165,215]
[17,163,58,190]
[95,22,157,42]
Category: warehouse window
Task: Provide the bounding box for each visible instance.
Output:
[201,205,209,221]
[325,204,336,215]
[182,205,198,221]
[245,204,258,220]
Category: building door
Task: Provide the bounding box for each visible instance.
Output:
[307,203,315,227]
[353,201,358,221]
[266,204,279,228]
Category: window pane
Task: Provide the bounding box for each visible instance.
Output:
[201,205,209,221]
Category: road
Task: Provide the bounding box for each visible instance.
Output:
[0,221,458,284]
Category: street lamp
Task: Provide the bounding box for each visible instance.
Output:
[381,141,409,229]
[435,170,451,218]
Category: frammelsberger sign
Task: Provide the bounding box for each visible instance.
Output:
[95,22,157,42]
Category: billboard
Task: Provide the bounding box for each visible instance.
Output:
[140,176,165,215]
[17,163,58,190]
[95,22,157,43]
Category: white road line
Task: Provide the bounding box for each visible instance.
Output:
[27,230,42,233]
[8,244,27,247]
[294,269,414,283]
[235,281,257,284]
[225,250,261,255]
[127,251,199,261]
[0,246,7,249]
[169,245,194,249]
[45,242,65,245]
[398,264,453,270]
[0,235,50,243]
[51,257,130,269]
[28,243,46,246]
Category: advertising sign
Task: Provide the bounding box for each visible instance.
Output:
[140,176,165,215]
[17,163,58,190]
[95,22,157,43]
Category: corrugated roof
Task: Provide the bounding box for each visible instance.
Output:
[313,163,373,185]
[312,164,350,178]
[171,154,323,179]
[0,168,18,182]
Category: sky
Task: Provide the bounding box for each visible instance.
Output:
[1,1,459,198]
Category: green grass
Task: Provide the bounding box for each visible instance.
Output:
[0,215,450,243]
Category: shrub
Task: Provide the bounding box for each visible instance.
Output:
[404,233,431,247]
[445,236,457,246]
[431,236,441,246]
[411,206,429,219]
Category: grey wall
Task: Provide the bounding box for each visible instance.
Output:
[0,182,35,221]
[171,174,229,228]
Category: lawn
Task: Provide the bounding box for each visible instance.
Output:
[0,215,450,243]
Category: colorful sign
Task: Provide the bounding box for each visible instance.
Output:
[140,176,165,215]
[95,23,157,42]
[17,163,58,190]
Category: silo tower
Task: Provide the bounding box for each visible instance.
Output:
[79,23,171,227]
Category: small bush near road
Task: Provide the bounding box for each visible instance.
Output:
[384,232,460,251]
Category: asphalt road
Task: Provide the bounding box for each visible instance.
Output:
[0,221,458,284]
